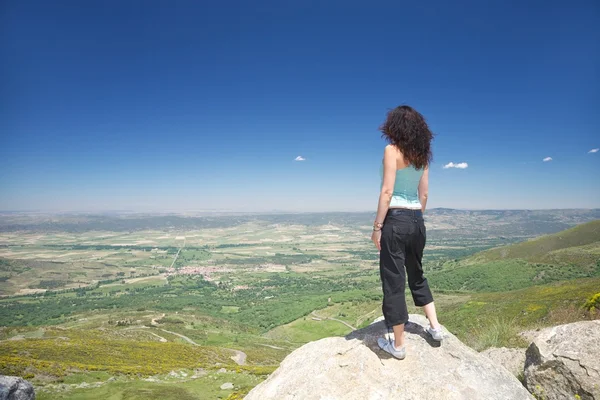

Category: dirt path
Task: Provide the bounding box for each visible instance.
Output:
[123,327,167,342]
[158,328,198,345]
[149,311,247,365]
[150,313,165,326]
[311,311,356,330]
[157,326,247,365]
[256,343,285,350]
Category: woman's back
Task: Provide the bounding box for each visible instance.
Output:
[380,162,424,209]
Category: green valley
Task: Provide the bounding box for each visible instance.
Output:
[0,210,598,399]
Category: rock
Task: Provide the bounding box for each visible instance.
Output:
[245,314,533,400]
[519,328,542,344]
[191,368,207,379]
[217,368,227,373]
[481,347,526,377]
[0,375,36,400]
[524,320,600,400]
[220,382,234,390]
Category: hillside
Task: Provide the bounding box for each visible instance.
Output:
[468,219,600,264]
[438,276,600,350]
[429,220,600,292]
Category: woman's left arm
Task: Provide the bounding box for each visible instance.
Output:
[371,146,397,250]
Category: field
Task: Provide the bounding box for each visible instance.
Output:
[0,209,599,399]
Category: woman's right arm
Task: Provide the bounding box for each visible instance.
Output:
[418,166,429,213]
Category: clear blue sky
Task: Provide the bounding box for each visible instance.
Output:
[1,0,598,212]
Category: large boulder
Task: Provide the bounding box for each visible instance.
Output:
[524,320,600,400]
[0,376,35,400]
[246,314,533,400]
[481,347,526,378]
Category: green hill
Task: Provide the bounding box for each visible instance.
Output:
[468,219,600,264]
[429,220,600,292]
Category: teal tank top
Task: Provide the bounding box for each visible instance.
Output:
[380,164,423,209]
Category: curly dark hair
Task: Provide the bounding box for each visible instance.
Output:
[379,105,434,170]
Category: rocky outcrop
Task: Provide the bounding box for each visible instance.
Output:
[524,320,600,400]
[245,314,533,400]
[481,347,526,377]
[0,376,35,400]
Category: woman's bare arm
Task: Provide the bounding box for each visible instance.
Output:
[374,145,397,225]
[418,166,429,213]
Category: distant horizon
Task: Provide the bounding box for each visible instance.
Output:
[1,206,599,216]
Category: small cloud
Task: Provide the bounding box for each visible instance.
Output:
[294,156,306,161]
[589,148,599,153]
[443,162,468,169]
[543,157,553,162]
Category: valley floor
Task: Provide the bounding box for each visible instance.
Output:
[1,212,598,398]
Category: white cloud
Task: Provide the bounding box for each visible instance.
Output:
[543,157,553,162]
[589,148,599,153]
[443,162,468,169]
[294,156,306,161]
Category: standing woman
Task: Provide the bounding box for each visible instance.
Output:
[371,105,443,360]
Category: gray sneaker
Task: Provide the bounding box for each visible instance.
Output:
[377,338,406,360]
[426,326,444,341]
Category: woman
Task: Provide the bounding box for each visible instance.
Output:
[371,105,443,360]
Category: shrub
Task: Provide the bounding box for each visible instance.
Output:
[583,293,600,311]
[469,316,526,351]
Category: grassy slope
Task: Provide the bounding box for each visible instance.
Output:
[0,328,234,377]
[439,276,600,351]
[36,370,263,400]
[264,318,351,343]
[468,219,600,264]
[428,220,600,292]
[263,294,469,343]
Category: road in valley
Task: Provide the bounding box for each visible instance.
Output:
[149,312,247,365]
[169,237,186,269]
[311,311,357,330]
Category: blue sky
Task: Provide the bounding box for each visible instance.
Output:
[1,0,598,212]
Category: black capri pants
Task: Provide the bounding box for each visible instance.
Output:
[379,208,434,327]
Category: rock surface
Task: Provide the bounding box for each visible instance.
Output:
[481,347,526,377]
[0,376,35,400]
[524,320,600,400]
[220,382,234,390]
[245,314,533,400]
